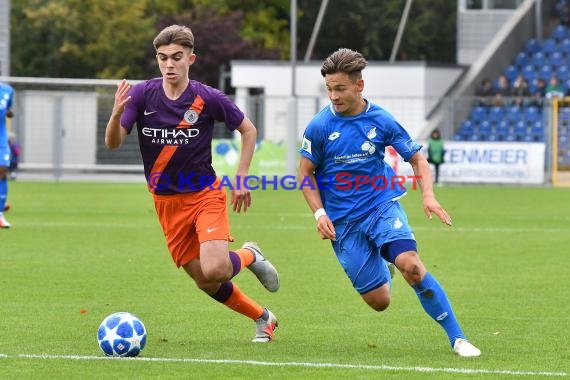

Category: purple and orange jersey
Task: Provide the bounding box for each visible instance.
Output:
[121,78,244,194]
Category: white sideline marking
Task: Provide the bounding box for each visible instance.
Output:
[0,354,566,377]
[13,219,568,234]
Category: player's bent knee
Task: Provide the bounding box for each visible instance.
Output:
[400,264,423,284]
[361,286,391,312]
[395,253,426,284]
[201,267,231,283]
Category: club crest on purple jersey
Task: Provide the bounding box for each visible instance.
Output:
[184,109,199,124]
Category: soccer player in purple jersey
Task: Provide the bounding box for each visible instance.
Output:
[105,25,279,342]
[299,48,480,357]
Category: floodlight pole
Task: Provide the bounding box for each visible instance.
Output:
[304,0,329,62]
[287,0,298,176]
[389,0,413,63]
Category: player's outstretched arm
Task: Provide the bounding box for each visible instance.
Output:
[105,79,131,150]
[409,152,452,226]
[299,157,336,241]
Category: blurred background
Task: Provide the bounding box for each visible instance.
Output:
[1,0,568,186]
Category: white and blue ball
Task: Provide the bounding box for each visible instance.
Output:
[97,312,147,357]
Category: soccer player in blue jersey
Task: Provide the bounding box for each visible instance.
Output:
[299,48,481,357]
[105,25,279,342]
[0,80,14,228]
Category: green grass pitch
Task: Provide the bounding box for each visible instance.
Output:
[0,181,568,379]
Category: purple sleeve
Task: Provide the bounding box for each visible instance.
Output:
[206,87,245,131]
[120,82,146,134]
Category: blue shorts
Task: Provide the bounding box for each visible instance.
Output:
[0,145,10,168]
[331,201,417,294]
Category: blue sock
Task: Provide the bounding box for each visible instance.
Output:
[413,272,465,347]
[0,177,7,213]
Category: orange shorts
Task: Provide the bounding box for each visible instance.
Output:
[153,178,233,267]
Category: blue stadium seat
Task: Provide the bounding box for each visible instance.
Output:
[561,38,570,55]
[514,51,529,68]
[453,133,464,141]
[531,121,544,141]
[538,64,553,80]
[488,106,504,123]
[532,120,544,130]
[552,24,569,42]
[557,65,570,82]
[514,120,528,140]
[504,65,519,82]
[542,38,557,55]
[525,38,541,54]
[488,134,499,142]
[496,120,510,137]
[522,65,537,82]
[559,107,570,121]
[459,120,474,135]
[505,134,517,142]
[531,51,546,67]
[471,106,487,123]
[506,106,522,123]
[524,107,541,123]
[528,80,539,94]
[549,51,565,68]
[478,120,492,134]
[468,134,481,142]
[562,79,570,94]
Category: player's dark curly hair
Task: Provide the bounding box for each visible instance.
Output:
[320,48,367,81]
[153,25,194,51]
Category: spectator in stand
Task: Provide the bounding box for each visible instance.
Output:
[545,75,566,99]
[493,74,511,106]
[511,75,531,107]
[475,78,494,106]
[530,78,547,107]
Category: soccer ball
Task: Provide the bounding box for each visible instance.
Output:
[97,312,147,357]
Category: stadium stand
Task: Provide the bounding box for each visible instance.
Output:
[455,3,570,152]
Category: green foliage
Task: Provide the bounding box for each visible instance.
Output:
[401,0,457,62]
[298,0,456,62]
[9,0,457,79]
[11,0,157,79]
[155,5,281,86]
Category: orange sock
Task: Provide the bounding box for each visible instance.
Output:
[223,283,263,320]
[234,248,255,269]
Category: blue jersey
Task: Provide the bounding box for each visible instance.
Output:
[0,82,14,148]
[299,100,422,223]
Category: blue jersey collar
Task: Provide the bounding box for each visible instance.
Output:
[328,98,371,117]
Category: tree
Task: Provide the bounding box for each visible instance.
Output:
[10,0,156,78]
[297,0,456,62]
[153,5,282,86]
[9,0,289,81]
[9,0,457,79]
